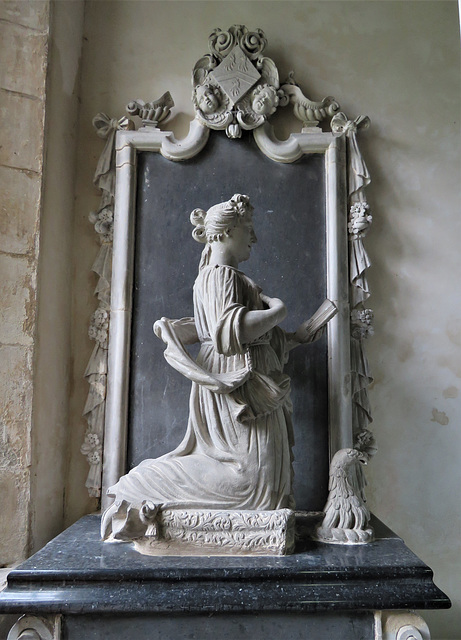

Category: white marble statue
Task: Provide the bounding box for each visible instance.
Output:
[101,194,336,545]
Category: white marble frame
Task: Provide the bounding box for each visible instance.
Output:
[101,119,350,510]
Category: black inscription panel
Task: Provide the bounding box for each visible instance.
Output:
[128,132,328,510]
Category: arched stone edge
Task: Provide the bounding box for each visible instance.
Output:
[7,615,61,640]
[374,610,431,640]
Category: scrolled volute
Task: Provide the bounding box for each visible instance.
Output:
[209,25,267,61]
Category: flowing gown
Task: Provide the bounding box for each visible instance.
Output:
[105,265,295,528]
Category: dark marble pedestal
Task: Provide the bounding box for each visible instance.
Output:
[0,514,450,639]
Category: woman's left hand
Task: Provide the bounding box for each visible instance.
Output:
[294,322,325,344]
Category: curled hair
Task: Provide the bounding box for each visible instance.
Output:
[190,208,207,244]
[190,194,253,269]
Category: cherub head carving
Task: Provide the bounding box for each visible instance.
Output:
[251,83,279,117]
[194,83,222,115]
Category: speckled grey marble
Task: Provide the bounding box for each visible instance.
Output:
[0,514,450,616]
[62,611,374,639]
[129,131,329,511]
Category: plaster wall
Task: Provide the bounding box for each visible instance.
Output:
[31,0,85,554]
[67,1,459,638]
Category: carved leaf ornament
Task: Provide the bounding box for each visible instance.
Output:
[83,26,375,525]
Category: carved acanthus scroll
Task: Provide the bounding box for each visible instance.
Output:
[191,25,340,138]
[191,25,282,138]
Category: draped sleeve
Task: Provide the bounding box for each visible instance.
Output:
[195,266,248,357]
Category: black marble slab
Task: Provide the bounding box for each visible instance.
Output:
[61,611,375,640]
[0,514,450,616]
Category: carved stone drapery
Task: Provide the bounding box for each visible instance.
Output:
[331,112,375,452]
[81,113,134,497]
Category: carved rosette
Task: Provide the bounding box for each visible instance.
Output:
[375,611,432,640]
[81,113,134,498]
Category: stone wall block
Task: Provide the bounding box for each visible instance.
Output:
[0,345,33,469]
[0,21,48,98]
[0,254,37,345]
[0,166,41,254]
[0,1,49,32]
[0,469,30,565]
[0,91,45,172]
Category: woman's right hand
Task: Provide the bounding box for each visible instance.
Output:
[260,294,287,322]
[241,294,287,344]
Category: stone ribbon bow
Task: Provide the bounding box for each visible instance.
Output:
[92,113,134,194]
[331,112,370,202]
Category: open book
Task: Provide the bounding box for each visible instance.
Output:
[297,299,338,343]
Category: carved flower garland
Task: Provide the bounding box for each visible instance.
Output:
[348,202,372,239]
[351,308,374,340]
[88,308,109,349]
[354,429,378,458]
[89,206,113,244]
[80,432,102,465]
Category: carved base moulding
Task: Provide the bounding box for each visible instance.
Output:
[109,508,296,556]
